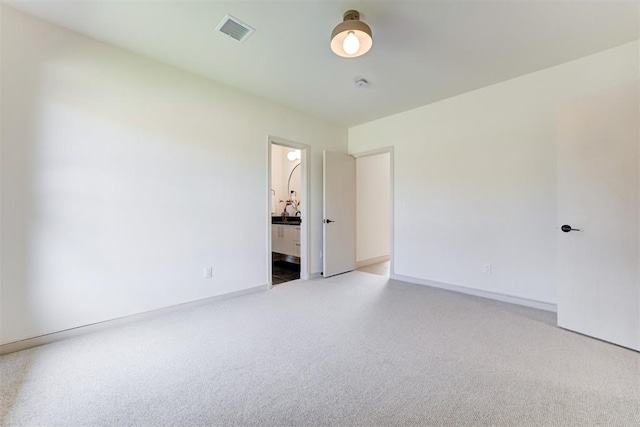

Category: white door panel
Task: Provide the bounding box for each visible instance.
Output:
[323,151,356,277]
[557,82,640,350]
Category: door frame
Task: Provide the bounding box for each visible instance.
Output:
[267,136,311,285]
[351,146,395,277]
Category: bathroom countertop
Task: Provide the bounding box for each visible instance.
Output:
[271,216,301,225]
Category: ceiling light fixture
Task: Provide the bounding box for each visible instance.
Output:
[330,10,373,58]
[287,150,301,161]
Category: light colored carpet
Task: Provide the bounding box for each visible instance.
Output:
[1,272,639,426]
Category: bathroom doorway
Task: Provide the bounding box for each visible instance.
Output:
[268,138,309,285]
[354,148,393,277]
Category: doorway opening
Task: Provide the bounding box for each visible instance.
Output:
[354,149,393,277]
[268,138,309,286]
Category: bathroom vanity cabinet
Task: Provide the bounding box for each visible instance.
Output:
[272,224,301,257]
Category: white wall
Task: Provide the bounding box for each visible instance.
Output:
[0,6,346,344]
[271,144,285,214]
[349,41,639,305]
[356,153,390,264]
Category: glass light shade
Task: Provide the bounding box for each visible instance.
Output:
[287,150,301,161]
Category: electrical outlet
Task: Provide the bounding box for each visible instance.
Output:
[204,267,213,279]
[483,263,492,275]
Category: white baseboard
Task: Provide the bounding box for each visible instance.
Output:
[307,272,322,280]
[0,284,270,356]
[356,255,390,268]
[390,273,557,313]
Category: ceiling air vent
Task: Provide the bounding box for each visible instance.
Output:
[215,14,255,43]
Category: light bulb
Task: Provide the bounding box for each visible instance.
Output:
[342,31,359,55]
[287,150,301,161]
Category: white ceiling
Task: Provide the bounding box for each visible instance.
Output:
[6,0,639,126]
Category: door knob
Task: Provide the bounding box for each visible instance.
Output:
[323,219,335,224]
[561,224,581,233]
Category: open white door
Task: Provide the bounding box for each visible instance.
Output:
[323,151,356,277]
[557,82,640,351]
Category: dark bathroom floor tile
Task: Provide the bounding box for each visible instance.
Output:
[272,260,300,285]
